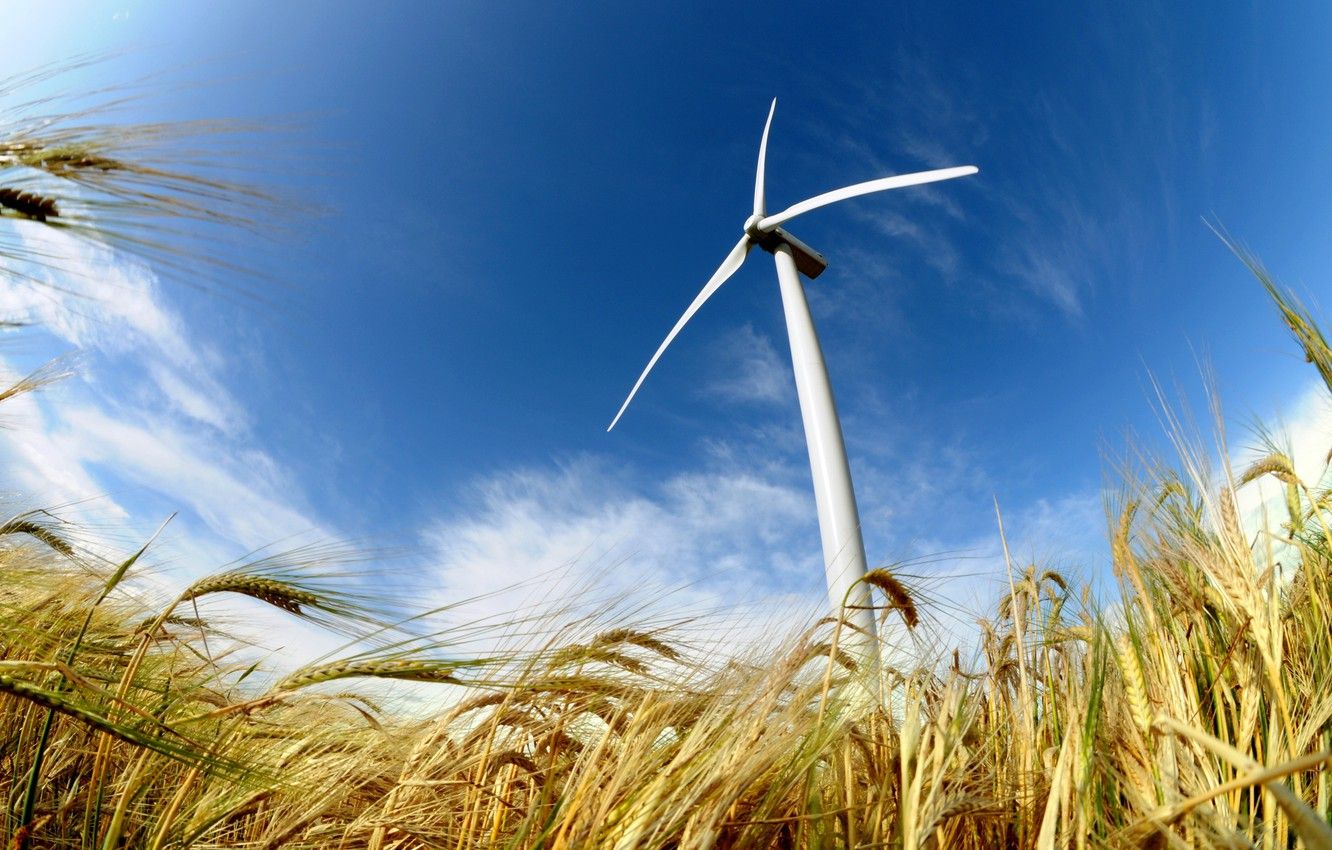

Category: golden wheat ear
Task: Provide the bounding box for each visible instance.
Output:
[589,627,681,662]
[0,58,299,293]
[0,514,74,558]
[278,657,464,691]
[163,542,414,642]
[1238,451,1299,487]
[859,567,919,628]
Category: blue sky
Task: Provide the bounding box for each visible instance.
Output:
[2,2,1331,647]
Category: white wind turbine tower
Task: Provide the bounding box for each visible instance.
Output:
[609,99,977,653]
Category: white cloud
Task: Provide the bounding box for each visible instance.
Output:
[423,457,817,600]
[847,206,963,282]
[0,379,128,520]
[999,240,1087,320]
[51,403,322,548]
[412,457,849,661]
[411,448,1111,667]
[701,324,792,407]
[1231,380,1332,564]
[144,362,241,433]
[1261,382,1332,486]
[0,225,246,435]
[0,226,360,678]
[0,225,323,565]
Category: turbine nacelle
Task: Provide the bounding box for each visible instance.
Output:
[753,227,828,280]
[744,212,827,278]
[607,98,978,431]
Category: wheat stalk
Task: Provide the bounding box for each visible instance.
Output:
[278,658,462,691]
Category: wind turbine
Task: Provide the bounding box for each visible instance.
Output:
[608,99,977,651]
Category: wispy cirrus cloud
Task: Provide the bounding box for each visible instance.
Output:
[421,456,818,600]
[1227,380,1332,570]
[0,224,315,557]
[0,226,247,435]
[0,223,359,672]
[700,323,793,408]
[804,41,1183,325]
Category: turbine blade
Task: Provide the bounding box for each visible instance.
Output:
[754,98,777,217]
[758,165,978,230]
[608,236,752,431]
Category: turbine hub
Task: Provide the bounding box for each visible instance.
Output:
[743,213,765,238]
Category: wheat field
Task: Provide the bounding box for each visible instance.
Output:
[2,63,1332,850]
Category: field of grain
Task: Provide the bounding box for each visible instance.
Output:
[3,63,1331,850]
